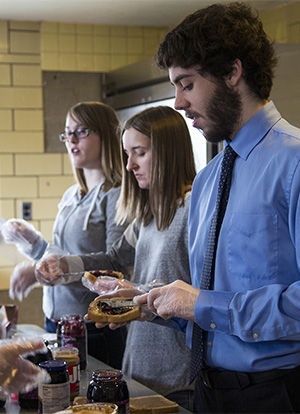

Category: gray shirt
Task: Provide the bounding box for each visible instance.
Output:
[68,193,192,395]
[31,183,127,320]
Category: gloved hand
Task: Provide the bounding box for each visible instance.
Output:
[135,279,200,321]
[9,261,38,301]
[1,219,44,259]
[0,339,50,397]
[82,275,135,295]
[35,254,69,286]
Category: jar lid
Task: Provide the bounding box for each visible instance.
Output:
[39,360,67,371]
[92,369,123,381]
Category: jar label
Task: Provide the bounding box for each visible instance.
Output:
[38,382,70,413]
[68,363,80,395]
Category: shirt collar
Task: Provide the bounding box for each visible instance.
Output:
[227,101,282,160]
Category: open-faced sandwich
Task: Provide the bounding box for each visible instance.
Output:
[83,270,124,284]
[55,402,118,413]
[87,297,141,323]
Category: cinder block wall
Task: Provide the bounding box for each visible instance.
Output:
[0,20,168,291]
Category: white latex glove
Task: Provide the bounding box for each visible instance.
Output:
[1,219,42,255]
[9,261,38,301]
[0,339,50,397]
[135,279,200,321]
[35,254,69,286]
[82,275,135,295]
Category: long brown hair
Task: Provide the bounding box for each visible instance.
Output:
[66,102,122,195]
[116,106,196,231]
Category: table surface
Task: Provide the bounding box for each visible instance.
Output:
[4,342,191,413]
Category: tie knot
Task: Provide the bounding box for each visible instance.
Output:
[224,145,237,162]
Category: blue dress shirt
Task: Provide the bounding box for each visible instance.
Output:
[187,101,300,372]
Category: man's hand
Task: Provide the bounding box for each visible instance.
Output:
[134,280,200,321]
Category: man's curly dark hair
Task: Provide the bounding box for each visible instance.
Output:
[156,2,277,100]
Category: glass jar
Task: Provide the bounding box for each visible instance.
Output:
[52,346,80,400]
[87,369,129,414]
[18,341,53,409]
[38,360,70,414]
[56,314,87,370]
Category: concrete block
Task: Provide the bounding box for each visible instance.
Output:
[58,23,76,35]
[15,154,62,175]
[0,155,13,175]
[0,64,11,86]
[0,87,42,108]
[58,53,77,71]
[39,175,74,197]
[12,64,42,86]
[76,54,94,71]
[127,26,143,37]
[0,177,37,198]
[0,132,44,153]
[10,31,40,54]
[41,33,59,52]
[40,220,54,242]
[0,199,15,219]
[9,21,40,31]
[0,269,14,289]
[14,109,43,131]
[76,24,93,35]
[94,55,110,72]
[0,110,13,130]
[94,25,110,36]
[31,198,60,220]
[110,26,127,37]
[41,22,58,34]
[0,21,8,53]
[41,52,59,70]
[111,37,127,54]
[127,37,143,54]
[58,34,76,53]
[94,37,110,54]
[77,35,94,54]
[63,154,73,175]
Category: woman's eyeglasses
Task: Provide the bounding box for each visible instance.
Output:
[59,128,94,142]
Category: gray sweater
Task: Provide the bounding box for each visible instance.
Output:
[30,183,127,320]
[69,193,192,395]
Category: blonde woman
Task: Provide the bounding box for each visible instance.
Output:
[3,102,127,369]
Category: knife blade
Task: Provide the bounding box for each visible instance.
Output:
[101,299,141,308]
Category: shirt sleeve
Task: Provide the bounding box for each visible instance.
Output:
[78,222,137,278]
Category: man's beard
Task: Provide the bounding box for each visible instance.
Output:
[204,80,242,143]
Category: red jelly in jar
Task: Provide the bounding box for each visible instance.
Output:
[56,314,87,370]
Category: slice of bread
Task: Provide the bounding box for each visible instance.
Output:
[87,297,140,323]
[130,395,179,413]
[84,270,124,284]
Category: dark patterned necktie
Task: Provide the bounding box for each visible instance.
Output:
[190,145,237,382]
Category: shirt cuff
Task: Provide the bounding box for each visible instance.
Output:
[194,289,234,334]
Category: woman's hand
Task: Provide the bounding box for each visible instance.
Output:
[9,261,38,301]
[35,255,69,286]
